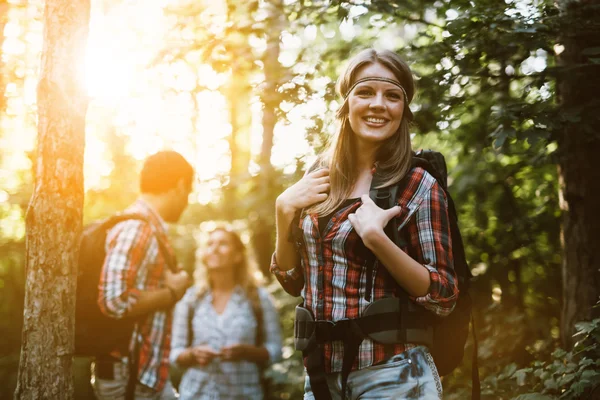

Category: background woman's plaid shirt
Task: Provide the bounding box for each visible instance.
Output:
[97,199,175,391]
[170,286,283,400]
[271,167,459,373]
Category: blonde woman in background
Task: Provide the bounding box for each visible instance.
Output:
[170,227,283,400]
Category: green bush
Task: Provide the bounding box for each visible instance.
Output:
[480,315,600,399]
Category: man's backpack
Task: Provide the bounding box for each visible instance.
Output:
[74,213,176,357]
[371,149,479,397]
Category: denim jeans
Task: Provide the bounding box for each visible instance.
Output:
[303,346,443,400]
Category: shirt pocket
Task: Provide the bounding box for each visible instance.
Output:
[395,193,425,232]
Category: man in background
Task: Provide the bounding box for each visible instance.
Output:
[92,150,194,399]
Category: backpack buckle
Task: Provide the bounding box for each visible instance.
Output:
[314,320,336,342]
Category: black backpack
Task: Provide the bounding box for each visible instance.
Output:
[74,213,176,357]
[371,149,479,397]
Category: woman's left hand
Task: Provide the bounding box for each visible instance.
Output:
[220,344,249,361]
[348,194,401,247]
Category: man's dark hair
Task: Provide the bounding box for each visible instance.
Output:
[140,150,194,194]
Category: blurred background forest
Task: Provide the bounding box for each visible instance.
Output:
[1,0,599,399]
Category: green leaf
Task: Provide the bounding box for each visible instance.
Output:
[556,372,576,387]
[492,128,509,150]
[568,380,589,395]
[581,369,600,380]
[544,377,559,391]
[552,348,567,358]
[579,358,594,368]
[574,321,594,334]
[513,368,530,386]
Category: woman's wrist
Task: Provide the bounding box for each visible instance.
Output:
[276,195,296,218]
[362,228,386,251]
[177,348,194,366]
[165,285,178,305]
[186,348,197,365]
[242,345,257,361]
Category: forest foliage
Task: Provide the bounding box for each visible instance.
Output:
[0,0,599,398]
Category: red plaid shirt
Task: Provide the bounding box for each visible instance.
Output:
[98,199,175,391]
[271,167,459,373]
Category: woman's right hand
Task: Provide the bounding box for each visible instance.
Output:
[190,345,219,366]
[276,168,330,216]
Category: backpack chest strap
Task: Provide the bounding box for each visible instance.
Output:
[294,300,434,400]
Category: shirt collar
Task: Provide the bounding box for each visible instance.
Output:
[134,198,169,233]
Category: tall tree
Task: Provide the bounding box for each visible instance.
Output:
[13,0,90,398]
[556,0,600,348]
[258,0,283,177]
[222,0,257,215]
[251,0,285,276]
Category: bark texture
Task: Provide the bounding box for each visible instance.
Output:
[557,0,600,348]
[14,0,90,399]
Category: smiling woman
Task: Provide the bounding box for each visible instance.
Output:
[271,48,453,400]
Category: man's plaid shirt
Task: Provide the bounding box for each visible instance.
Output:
[271,167,460,373]
[98,199,176,391]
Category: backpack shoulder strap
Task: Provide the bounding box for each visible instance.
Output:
[103,213,178,272]
[368,185,400,245]
[187,291,202,347]
[412,150,448,190]
[246,285,265,346]
[412,153,473,288]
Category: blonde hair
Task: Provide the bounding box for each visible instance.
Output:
[193,226,260,298]
[308,49,415,217]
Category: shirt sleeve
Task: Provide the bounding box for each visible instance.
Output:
[97,220,154,319]
[270,252,305,297]
[258,288,283,365]
[170,288,196,366]
[406,180,459,317]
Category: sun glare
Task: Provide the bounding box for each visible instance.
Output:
[79,0,311,199]
[85,44,135,100]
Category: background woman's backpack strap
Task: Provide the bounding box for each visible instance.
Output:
[245,285,275,396]
[246,284,265,348]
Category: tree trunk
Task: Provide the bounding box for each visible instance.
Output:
[251,0,284,277]
[222,0,256,216]
[14,0,90,399]
[226,75,252,180]
[258,0,283,176]
[556,0,600,349]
